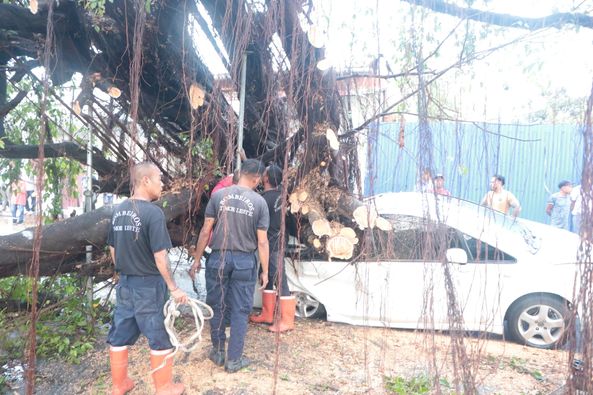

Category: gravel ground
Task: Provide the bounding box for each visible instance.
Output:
[31,316,573,395]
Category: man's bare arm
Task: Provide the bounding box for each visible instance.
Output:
[155,249,188,303]
[257,229,269,290]
[109,246,117,281]
[510,194,521,217]
[480,193,488,206]
[189,218,215,278]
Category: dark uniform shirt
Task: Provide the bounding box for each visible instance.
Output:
[261,189,284,252]
[107,199,172,276]
[205,185,269,252]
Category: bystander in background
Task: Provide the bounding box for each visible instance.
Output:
[433,174,450,196]
[546,180,573,230]
[10,179,27,224]
[571,184,582,234]
[481,175,521,217]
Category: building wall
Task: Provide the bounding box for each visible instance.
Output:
[364,121,584,224]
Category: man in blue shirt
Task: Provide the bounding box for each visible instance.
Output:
[546,180,573,230]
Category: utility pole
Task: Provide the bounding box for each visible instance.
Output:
[84,112,94,314]
[236,52,247,171]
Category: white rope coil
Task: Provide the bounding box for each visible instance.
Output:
[164,297,213,353]
[150,297,213,374]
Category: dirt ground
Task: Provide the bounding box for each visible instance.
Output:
[30,316,574,395]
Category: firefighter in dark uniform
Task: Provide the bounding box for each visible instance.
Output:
[107,162,188,395]
[190,159,269,373]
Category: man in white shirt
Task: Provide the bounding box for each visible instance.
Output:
[571,184,582,234]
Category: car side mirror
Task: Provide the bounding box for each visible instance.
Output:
[446,248,468,264]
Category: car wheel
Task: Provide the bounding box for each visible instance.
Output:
[506,294,569,349]
[294,292,326,319]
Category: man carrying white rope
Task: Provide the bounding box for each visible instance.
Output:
[107,162,188,395]
[190,159,270,373]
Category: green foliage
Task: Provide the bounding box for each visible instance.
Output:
[527,88,587,124]
[190,135,220,179]
[385,374,453,394]
[0,275,31,301]
[0,275,111,365]
[3,77,84,218]
[509,356,528,373]
[530,370,544,382]
[385,374,432,394]
[80,0,151,16]
[79,0,112,17]
[0,159,22,186]
[43,158,83,220]
[191,136,215,162]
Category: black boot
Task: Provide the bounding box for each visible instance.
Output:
[224,356,251,373]
[208,348,225,367]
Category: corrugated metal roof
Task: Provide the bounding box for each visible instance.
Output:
[365,121,584,224]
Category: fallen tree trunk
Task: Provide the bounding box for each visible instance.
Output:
[0,188,195,278]
[0,0,378,274]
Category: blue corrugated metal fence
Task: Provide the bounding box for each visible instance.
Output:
[364,121,584,224]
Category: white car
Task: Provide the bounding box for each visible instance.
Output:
[286,192,581,349]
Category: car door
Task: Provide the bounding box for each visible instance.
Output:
[363,222,452,329]
[374,221,511,332]
[285,237,435,328]
[444,230,518,333]
[285,256,389,326]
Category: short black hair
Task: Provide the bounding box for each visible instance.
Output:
[131,161,159,192]
[558,180,572,189]
[265,165,282,187]
[240,159,265,176]
[493,174,505,186]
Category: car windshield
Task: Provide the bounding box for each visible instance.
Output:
[367,215,516,263]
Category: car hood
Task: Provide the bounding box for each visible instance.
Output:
[518,218,581,264]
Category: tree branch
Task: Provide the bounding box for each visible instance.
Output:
[336,71,438,81]
[345,30,531,138]
[402,0,593,30]
[0,142,119,176]
[0,90,27,118]
[9,60,39,83]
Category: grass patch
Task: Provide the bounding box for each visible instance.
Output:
[509,357,545,382]
[385,374,432,394]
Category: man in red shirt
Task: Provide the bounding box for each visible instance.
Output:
[210,170,239,195]
[11,180,27,224]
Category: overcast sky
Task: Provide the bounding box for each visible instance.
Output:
[190,0,593,123]
[307,0,593,123]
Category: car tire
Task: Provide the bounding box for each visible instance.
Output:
[506,294,569,349]
[294,291,326,319]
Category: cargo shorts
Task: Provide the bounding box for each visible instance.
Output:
[107,274,172,350]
